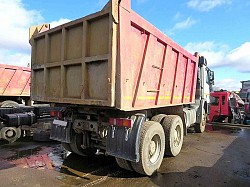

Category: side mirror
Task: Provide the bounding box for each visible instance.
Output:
[207,70,214,85]
[199,56,207,67]
[209,71,214,81]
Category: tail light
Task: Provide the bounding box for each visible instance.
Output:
[109,118,133,128]
[50,110,63,119]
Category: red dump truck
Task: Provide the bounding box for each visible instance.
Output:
[29,0,214,175]
[0,64,61,143]
[0,64,31,106]
[208,91,244,124]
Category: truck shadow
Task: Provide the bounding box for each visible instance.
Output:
[2,126,248,186]
[61,153,142,179]
[151,128,250,187]
[59,128,250,186]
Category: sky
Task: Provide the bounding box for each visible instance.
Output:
[0,0,249,91]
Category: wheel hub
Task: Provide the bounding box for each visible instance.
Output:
[173,125,181,147]
[0,127,21,143]
[149,140,156,155]
[202,112,206,127]
[6,129,14,138]
[148,135,161,164]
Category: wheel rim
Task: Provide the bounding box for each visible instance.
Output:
[201,112,206,127]
[173,123,182,147]
[148,134,161,164]
[6,129,15,138]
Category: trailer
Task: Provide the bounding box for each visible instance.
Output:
[29,0,214,176]
[0,106,62,143]
[0,64,64,142]
[0,64,31,107]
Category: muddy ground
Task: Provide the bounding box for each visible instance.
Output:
[0,125,250,187]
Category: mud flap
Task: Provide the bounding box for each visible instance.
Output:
[106,114,145,162]
[50,120,71,143]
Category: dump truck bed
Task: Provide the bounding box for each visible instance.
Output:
[30,0,198,111]
[0,64,30,97]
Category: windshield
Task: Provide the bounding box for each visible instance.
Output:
[210,96,219,106]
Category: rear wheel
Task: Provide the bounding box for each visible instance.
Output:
[163,115,183,157]
[33,130,51,142]
[131,121,165,176]
[194,110,206,133]
[115,158,133,171]
[62,142,73,152]
[151,114,167,123]
[69,132,96,156]
[0,127,21,143]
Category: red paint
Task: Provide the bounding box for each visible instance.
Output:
[209,91,231,122]
[25,154,53,169]
[0,64,31,96]
[118,1,198,110]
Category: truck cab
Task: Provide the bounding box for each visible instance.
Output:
[209,91,243,123]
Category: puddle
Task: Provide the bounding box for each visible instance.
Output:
[208,125,243,136]
[0,138,115,178]
[6,146,42,161]
[48,144,70,171]
[0,138,67,170]
[233,168,250,180]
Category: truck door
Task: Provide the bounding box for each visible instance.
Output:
[209,95,220,122]
[220,95,230,116]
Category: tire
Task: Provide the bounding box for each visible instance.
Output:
[0,100,19,108]
[69,132,96,156]
[131,121,165,176]
[235,110,242,124]
[163,115,184,157]
[115,157,133,171]
[62,142,73,152]
[194,110,206,133]
[0,127,21,143]
[151,114,167,123]
[33,130,51,142]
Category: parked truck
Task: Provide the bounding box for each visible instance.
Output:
[240,80,250,102]
[0,106,61,142]
[0,64,62,143]
[239,80,250,124]
[0,64,31,107]
[208,91,244,124]
[29,0,214,176]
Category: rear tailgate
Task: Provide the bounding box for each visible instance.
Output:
[30,2,118,107]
